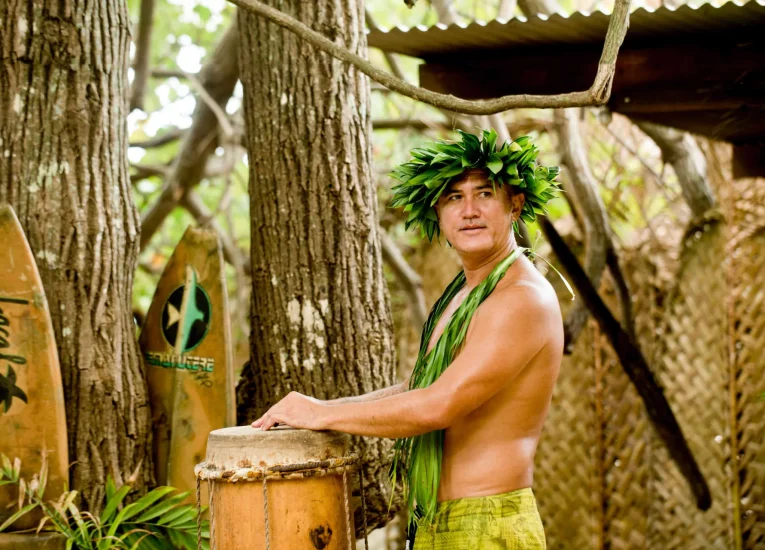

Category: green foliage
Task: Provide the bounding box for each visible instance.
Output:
[389,129,561,241]
[0,454,208,550]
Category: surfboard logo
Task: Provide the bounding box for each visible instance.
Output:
[161,266,212,354]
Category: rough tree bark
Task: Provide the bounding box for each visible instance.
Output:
[235,1,399,537]
[0,0,152,507]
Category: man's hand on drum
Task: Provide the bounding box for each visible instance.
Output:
[252,391,327,431]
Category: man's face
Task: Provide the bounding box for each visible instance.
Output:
[435,170,524,256]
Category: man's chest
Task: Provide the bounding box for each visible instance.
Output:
[425,290,471,355]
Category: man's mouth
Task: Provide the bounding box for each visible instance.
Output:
[460,225,486,232]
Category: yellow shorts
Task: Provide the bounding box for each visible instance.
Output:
[412,487,546,550]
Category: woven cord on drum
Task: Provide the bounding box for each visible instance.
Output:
[207,479,216,550]
[196,476,202,550]
[359,466,368,550]
[343,467,352,549]
[262,470,271,550]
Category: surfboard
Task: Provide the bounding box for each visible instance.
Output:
[139,226,235,503]
[0,205,68,531]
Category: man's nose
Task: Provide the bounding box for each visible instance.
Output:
[461,196,480,218]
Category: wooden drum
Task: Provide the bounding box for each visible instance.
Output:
[195,426,359,549]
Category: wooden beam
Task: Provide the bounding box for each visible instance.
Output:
[420,41,765,100]
[419,40,765,143]
[733,145,765,178]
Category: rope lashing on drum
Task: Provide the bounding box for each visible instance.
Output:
[195,453,369,548]
[262,472,271,549]
[343,468,352,549]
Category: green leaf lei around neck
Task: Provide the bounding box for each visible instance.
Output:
[388,246,527,529]
[389,129,562,242]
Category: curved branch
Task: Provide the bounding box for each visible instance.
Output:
[129,127,185,149]
[185,71,235,139]
[554,108,612,352]
[633,120,716,218]
[228,0,631,114]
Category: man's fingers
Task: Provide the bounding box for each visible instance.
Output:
[262,415,278,431]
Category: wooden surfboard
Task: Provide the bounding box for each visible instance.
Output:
[0,205,68,531]
[139,226,235,503]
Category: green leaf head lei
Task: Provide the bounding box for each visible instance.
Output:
[389,129,562,240]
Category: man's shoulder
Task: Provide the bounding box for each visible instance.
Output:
[487,274,560,320]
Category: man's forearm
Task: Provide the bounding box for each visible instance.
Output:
[320,387,444,438]
[326,381,407,405]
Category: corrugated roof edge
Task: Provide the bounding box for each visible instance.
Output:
[365,0,765,59]
[366,0,763,34]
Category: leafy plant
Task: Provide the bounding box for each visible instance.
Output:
[0,454,208,550]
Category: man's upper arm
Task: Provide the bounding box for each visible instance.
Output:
[425,286,552,427]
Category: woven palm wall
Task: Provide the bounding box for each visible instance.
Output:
[534,173,765,549]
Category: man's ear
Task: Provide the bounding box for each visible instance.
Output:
[511,192,525,221]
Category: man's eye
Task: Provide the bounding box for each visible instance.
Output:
[448,195,460,201]
[479,191,492,197]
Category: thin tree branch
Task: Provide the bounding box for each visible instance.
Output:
[184,71,235,140]
[633,120,716,218]
[130,0,157,111]
[489,113,511,143]
[181,190,251,276]
[540,216,711,511]
[380,230,428,330]
[129,127,185,149]
[131,147,242,184]
[607,246,636,343]
[130,163,169,180]
[151,68,188,79]
[554,108,613,352]
[229,0,632,114]
[365,11,407,81]
[140,22,240,250]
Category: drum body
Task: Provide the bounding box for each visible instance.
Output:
[196,426,355,549]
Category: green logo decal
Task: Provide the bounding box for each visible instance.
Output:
[161,266,211,353]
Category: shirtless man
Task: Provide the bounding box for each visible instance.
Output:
[253,133,564,548]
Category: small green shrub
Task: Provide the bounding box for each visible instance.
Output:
[0,453,209,550]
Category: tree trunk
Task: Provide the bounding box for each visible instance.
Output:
[0,0,152,508]
[235,2,399,538]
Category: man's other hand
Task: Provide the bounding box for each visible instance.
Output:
[251,392,327,431]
